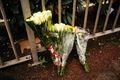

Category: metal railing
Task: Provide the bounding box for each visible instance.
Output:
[0,0,32,68]
[0,0,119,69]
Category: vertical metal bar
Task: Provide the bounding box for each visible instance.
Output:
[93,0,102,34]
[112,6,120,30]
[0,0,19,60]
[83,0,89,30]
[41,0,46,11]
[20,0,38,63]
[58,0,61,23]
[72,0,77,26]
[0,56,3,66]
[103,0,113,32]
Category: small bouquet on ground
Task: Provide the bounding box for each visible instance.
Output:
[76,28,89,72]
[48,24,76,75]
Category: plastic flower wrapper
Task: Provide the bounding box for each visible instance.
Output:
[26,10,52,47]
[60,30,75,75]
[48,23,75,76]
[76,27,89,72]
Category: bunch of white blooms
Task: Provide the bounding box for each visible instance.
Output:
[26,10,52,25]
[49,23,65,32]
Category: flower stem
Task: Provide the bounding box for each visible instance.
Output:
[60,66,64,76]
[83,63,89,72]
[57,66,61,75]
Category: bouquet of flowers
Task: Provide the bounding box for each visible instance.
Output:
[26,10,52,47]
[48,24,75,75]
[76,28,89,72]
[26,10,76,75]
[26,10,89,76]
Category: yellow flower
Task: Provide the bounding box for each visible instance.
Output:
[64,25,76,32]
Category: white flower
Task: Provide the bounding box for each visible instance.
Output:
[54,23,65,32]
[60,23,65,31]
[26,19,31,22]
[39,14,45,24]
[41,10,52,21]
[52,25,57,32]
[26,10,52,25]
[54,24,60,32]
[33,16,41,25]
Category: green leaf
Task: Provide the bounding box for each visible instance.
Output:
[66,13,72,24]
[62,0,72,5]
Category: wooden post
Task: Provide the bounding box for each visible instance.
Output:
[72,0,77,26]
[0,0,19,60]
[20,0,38,63]
[83,0,89,30]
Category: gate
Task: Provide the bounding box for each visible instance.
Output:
[0,0,119,69]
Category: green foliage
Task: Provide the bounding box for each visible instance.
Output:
[83,63,89,72]
[38,56,48,65]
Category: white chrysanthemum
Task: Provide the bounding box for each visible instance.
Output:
[59,23,65,31]
[29,16,34,21]
[46,10,52,20]
[26,10,52,25]
[54,23,65,32]
[33,12,39,17]
[42,10,52,21]
[54,24,60,32]
[32,16,41,25]
[33,12,45,25]
[39,14,46,24]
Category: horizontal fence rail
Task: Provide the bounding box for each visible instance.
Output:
[81,0,120,40]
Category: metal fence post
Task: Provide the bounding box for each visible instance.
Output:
[72,0,77,26]
[93,0,102,34]
[20,0,39,64]
[41,0,46,11]
[0,0,19,60]
[0,56,3,66]
[58,0,62,23]
[103,0,113,32]
[112,6,120,30]
[83,0,89,30]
